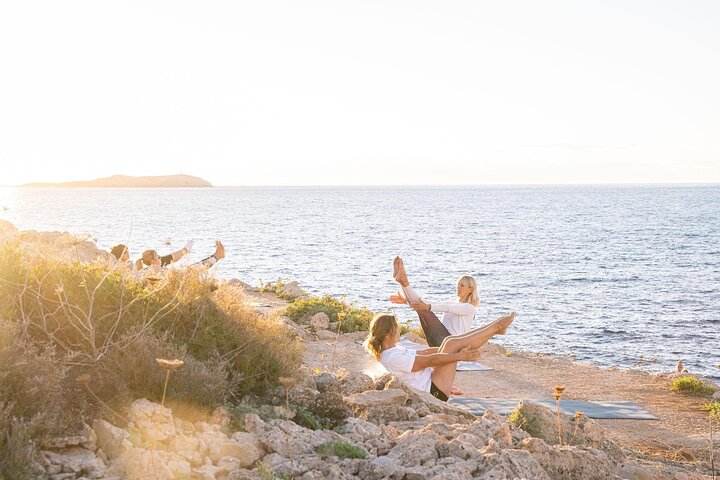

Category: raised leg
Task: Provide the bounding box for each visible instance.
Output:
[430,312,515,395]
[402,285,451,347]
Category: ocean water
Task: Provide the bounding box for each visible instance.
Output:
[1,185,718,383]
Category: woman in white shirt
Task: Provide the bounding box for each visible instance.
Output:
[365,311,514,401]
[390,256,480,347]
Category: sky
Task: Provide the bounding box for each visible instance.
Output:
[1,0,719,186]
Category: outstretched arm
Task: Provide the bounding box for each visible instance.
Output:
[411,347,479,371]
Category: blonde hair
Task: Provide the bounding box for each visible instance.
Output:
[457,275,480,307]
[364,314,398,361]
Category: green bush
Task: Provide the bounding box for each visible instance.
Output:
[284,295,374,333]
[702,401,720,420]
[508,403,543,438]
[0,241,304,435]
[670,376,716,396]
[315,440,368,459]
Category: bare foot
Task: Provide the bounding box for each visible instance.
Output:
[393,256,409,287]
[450,384,464,395]
[214,241,225,260]
[495,311,515,335]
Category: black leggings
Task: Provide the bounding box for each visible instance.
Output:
[418,310,451,348]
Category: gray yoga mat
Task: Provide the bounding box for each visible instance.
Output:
[448,398,658,420]
[399,338,493,372]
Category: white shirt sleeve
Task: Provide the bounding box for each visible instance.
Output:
[432,302,477,316]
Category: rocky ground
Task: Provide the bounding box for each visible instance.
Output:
[2,221,717,479]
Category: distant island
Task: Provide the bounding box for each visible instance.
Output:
[22,174,212,188]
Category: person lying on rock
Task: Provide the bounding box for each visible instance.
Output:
[365,311,514,402]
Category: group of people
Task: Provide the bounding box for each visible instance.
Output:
[365,256,515,402]
[109,239,225,271]
[109,240,510,403]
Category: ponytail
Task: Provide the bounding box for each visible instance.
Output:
[364,314,399,361]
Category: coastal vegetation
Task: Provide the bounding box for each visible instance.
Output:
[670,375,717,396]
[0,239,301,477]
[284,294,375,333]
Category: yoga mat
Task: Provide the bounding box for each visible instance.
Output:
[448,398,658,420]
[399,338,493,372]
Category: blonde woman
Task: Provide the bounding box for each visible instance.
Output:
[390,256,480,347]
[365,312,514,401]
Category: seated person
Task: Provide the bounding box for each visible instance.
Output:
[135,240,225,270]
[110,244,132,269]
[364,311,514,401]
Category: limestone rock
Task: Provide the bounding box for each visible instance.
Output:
[255,418,347,456]
[520,437,617,480]
[315,373,341,393]
[93,419,130,460]
[278,281,304,299]
[127,399,176,444]
[316,329,337,340]
[210,406,231,428]
[357,455,402,480]
[339,371,375,395]
[107,447,191,480]
[479,448,550,480]
[335,418,383,443]
[310,312,330,330]
[224,432,266,467]
[388,430,443,467]
[42,447,107,477]
[345,389,408,409]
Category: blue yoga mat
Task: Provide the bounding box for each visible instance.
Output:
[449,398,658,420]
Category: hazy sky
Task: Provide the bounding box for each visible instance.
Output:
[1,1,719,186]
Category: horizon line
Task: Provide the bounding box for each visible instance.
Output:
[3,181,720,188]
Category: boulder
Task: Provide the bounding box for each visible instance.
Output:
[345,389,409,409]
[357,455,402,480]
[252,418,347,457]
[339,371,375,395]
[127,399,176,444]
[315,373,341,393]
[278,281,304,300]
[316,329,337,340]
[510,401,624,462]
[388,430,443,467]
[210,406,231,428]
[93,419,130,460]
[222,432,266,467]
[478,448,550,480]
[42,447,106,477]
[44,423,96,451]
[310,312,330,330]
[168,434,203,466]
[362,404,418,423]
[107,447,191,480]
[335,418,383,443]
[519,437,617,480]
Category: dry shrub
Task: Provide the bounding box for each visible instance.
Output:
[0,403,42,480]
[0,320,80,437]
[101,328,241,407]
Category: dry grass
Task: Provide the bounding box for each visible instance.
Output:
[0,240,303,465]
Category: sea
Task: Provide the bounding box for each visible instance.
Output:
[1,185,718,384]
